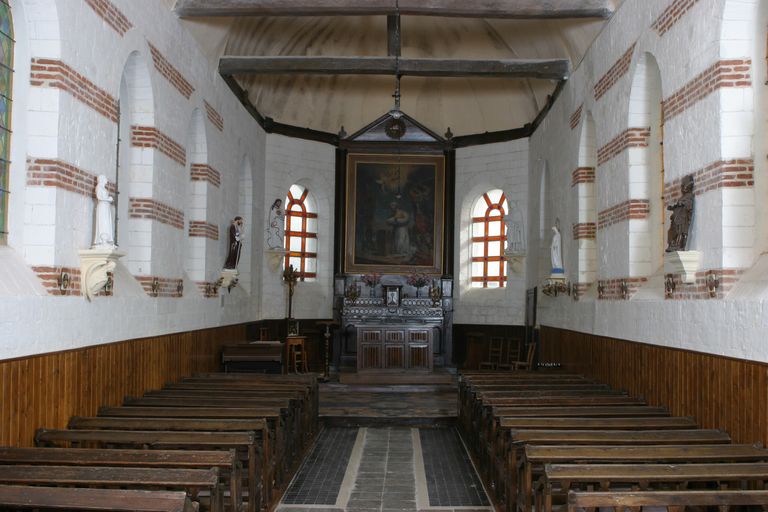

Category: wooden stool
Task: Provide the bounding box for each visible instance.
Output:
[259,327,269,341]
[285,336,308,373]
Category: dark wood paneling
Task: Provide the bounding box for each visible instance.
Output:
[0,324,245,447]
[246,319,332,373]
[453,324,526,369]
[540,326,768,446]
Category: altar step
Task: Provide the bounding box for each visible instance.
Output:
[338,368,456,386]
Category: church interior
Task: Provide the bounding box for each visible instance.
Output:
[2,0,768,510]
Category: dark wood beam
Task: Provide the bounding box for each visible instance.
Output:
[220,56,569,80]
[451,126,532,148]
[174,0,613,19]
[387,15,401,58]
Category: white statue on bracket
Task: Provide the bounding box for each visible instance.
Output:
[550,219,564,277]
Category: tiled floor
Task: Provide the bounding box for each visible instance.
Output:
[320,384,457,419]
[277,427,492,512]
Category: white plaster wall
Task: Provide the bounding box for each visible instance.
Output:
[261,134,335,320]
[454,139,528,325]
[529,0,768,363]
[0,0,267,360]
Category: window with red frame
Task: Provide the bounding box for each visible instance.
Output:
[284,184,317,281]
[471,189,508,288]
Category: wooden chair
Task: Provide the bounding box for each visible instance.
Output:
[479,336,504,370]
[509,341,536,371]
[497,338,523,371]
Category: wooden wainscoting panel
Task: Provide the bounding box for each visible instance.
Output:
[0,324,245,447]
[540,326,768,446]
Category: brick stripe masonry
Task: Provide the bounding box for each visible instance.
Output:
[136,276,184,298]
[597,127,650,167]
[148,42,195,99]
[594,43,635,101]
[30,59,118,122]
[204,100,224,132]
[27,158,116,196]
[664,159,754,203]
[190,163,221,188]
[652,0,701,36]
[189,220,219,240]
[84,0,132,37]
[598,200,650,229]
[32,266,82,296]
[666,268,743,300]
[572,222,597,240]
[663,59,752,122]
[131,126,186,166]
[128,198,184,230]
[573,282,592,300]
[597,277,647,300]
[569,104,583,130]
[571,166,595,187]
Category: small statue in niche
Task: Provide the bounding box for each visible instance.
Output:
[93,175,115,248]
[266,199,285,250]
[550,220,563,273]
[666,175,694,252]
[224,216,245,269]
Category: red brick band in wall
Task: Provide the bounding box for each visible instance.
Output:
[131,126,186,166]
[598,199,650,229]
[190,163,221,188]
[572,222,597,240]
[573,282,593,300]
[189,220,219,241]
[652,0,702,36]
[30,59,118,122]
[27,158,116,197]
[84,0,132,37]
[135,276,184,298]
[597,127,650,167]
[666,268,743,300]
[597,277,647,300]
[594,43,636,101]
[571,166,595,187]
[32,266,82,297]
[663,59,752,122]
[204,100,224,132]
[569,104,583,130]
[128,198,184,230]
[664,158,754,203]
[148,42,195,100]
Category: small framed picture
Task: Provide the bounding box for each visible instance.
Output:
[384,285,401,307]
[287,319,300,337]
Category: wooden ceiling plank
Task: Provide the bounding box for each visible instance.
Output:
[175,0,613,19]
[219,56,570,80]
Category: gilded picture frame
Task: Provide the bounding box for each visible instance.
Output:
[345,153,445,275]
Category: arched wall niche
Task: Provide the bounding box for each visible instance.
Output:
[237,157,253,293]
[183,108,207,285]
[575,111,597,292]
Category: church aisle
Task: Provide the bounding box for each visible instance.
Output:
[278,427,491,512]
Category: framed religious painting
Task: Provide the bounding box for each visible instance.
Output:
[345,153,445,274]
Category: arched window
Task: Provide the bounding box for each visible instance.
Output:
[0,0,12,244]
[284,184,317,281]
[471,189,508,288]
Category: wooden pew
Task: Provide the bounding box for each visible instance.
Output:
[36,429,261,512]
[567,489,768,512]
[541,462,768,512]
[0,465,220,512]
[0,447,240,512]
[520,444,768,512]
[503,429,732,512]
[0,485,196,512]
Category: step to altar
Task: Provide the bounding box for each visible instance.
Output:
[337,367,456,386]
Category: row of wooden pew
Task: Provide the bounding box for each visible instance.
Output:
[0,372,319,512]
[458,370,768,512]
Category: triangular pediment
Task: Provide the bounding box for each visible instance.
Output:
[346,111,445,143]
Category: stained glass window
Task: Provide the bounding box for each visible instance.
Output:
[284,184,317,281]
[0,0,12,243]
[471,189,508,288]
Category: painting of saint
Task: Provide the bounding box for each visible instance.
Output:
[345,154,444,274]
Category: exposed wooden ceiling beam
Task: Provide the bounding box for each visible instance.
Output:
[387,15,401,57]
[175,0,613,19]
[220,56,570,80]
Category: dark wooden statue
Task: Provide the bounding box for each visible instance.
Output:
[666,175,694,252]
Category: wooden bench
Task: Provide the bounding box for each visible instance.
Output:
[222,342,283,373]
[0,465,220,512]
[518,444,768,512]
[35,429,261,512]
[0,447,240,512]
[502,429,732,512]
[0,485,196,512]
[541,462,768,512]
[567,489,768,512]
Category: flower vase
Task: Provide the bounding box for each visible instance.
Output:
[417,286,422,298]
[369,286,375,298]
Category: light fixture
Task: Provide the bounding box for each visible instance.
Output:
[706,272,720,298]
[58,271,70,293]
[150,277,160,297]
[542,277,570,297]
[620,280,629,300]
[664,274,676,298]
